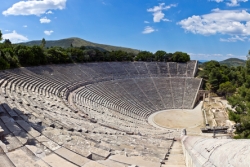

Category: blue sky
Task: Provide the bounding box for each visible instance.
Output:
[1,0,250,61]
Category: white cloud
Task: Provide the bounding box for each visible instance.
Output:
[162,18,170,22]
[40,17,51,23]
[226,0,248,6]
[144,21,150,24]
[210,0,224,3]
[220,35,248,42]
[44,30,54,35]
[2,30,28,43]
[23,25,27,28]
[142,26,156,34]
[46,10,53,14]
[2,0,66,16]
[189,52,246,60]
[147,3,177,23]
[178,9,250,39]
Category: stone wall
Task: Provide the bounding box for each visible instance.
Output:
[181,136,250,167]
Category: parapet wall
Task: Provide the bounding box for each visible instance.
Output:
[181,136,250,167]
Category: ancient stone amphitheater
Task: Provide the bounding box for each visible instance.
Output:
[0,61,249,167]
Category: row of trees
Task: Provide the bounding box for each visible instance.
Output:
[227,58,250,139]
[198,61,243,97]
[198,59,250,138]
[0,32,190,70]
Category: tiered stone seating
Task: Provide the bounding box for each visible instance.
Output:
[133,62,149,75]
[177,63,187,77]
[108,62,129,78]
[157,62,170,76]
[186,60,197,77]
[169,62,178,76]
[0,61,200,166]
[145,62,159,75]
[183,78,202,109]
[122,62,138,76]
[171,78,185,109]
[153,77,174,109]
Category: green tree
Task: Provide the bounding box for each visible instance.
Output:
[3,39,11,46]
[154,50,166,61]
[41,38,46,49]
[0,56,10,70]
[172,52,190,62]
[47,47,71,64]
[31,45,47,65]
[217,81,236,97]
[0,30,2,41]
[135,51,154,61]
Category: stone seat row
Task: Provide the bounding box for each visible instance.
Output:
[0,102,176,167]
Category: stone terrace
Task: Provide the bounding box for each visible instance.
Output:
[0,61,200,167]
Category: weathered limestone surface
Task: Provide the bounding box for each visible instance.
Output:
[0,62,201,167]
[182,136,250,167]
[42,153,78,167]
[109,154,161,167]
[98,159,126,167]
[0,154,15,167]
[36,135,61,151]
[7,149,40,167]
[55,147,90,166]
[82,161,108,167]
[16,120,41,137]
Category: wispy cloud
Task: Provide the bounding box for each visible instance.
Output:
[209,0,224,3]
[209,0,248,6]
[40,17,51,24]
[189,52,246,60]
[44,30,54,35]
[2,30,28,43]
[226,0,248,6]
[147,3,177,23]
[46,10,53,14]
[142,26,156,34]
[220,35,248,42]
[2,0,67,16]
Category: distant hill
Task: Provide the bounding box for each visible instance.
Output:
[220,58,246,67]
[198,60,209,63]
[19,37,140,54]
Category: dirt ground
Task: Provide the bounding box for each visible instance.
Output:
[153,103,204,134]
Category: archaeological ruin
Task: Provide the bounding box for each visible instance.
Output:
[0,61,249,167]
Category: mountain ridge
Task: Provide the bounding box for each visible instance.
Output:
[219,58,246,67]
[19,37,140,54]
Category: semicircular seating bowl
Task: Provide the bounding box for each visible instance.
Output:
[0,61,200,167]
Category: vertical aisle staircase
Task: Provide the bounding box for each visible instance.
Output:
[162,139,186,167]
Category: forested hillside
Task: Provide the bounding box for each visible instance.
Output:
[220,58,246,67]
[20,37,140,55]
[0,30,190,70]
[198,58,250,139]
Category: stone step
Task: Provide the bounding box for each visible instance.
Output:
[42,153,78,167]
[162,165,186,167]
[6,148,45,167]
[164,159,186,166]
[168,154,185,160]
[0,154,15,167]
[55,147,90,166]
[169,148,183,154]
[98,159,126,167]
[166,141,186,166]
[82,161,107,167]
[109,155,161,167]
